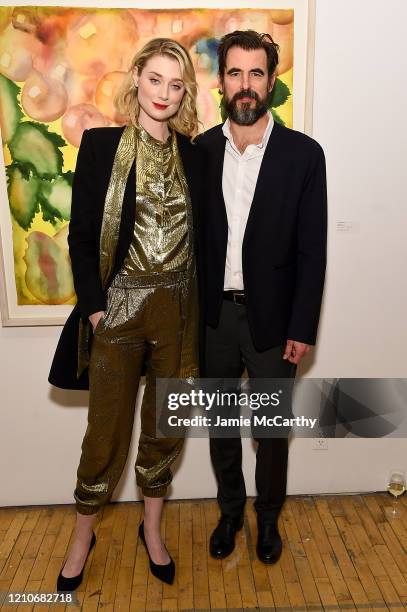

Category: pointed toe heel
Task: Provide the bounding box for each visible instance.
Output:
[138,521,175,585]
[56,531,96,592]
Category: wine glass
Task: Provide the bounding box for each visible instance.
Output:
[386,470,406,519]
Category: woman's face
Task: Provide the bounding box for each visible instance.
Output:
[133,53,186,124]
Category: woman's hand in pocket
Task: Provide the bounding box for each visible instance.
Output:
[89,310,105,332]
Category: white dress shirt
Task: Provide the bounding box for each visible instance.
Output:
[222,111,274,290]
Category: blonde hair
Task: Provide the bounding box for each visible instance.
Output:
[115,38,200,142]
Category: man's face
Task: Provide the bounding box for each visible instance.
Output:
[220,46,275,125]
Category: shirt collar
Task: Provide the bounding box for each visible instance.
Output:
[222,110,274,152]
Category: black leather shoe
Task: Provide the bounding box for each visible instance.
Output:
[209,515,244,559]
[256,522,282,564]
[57,531,96,592]
[139,521,175,585]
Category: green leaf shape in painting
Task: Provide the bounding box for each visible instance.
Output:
[38,173,73,224]
[220,96,227,123]
[8,161,32,181]
[271,108,286,127]
[8,121,66,178]
[268,78,290,109]
[63,170,74,187]
[6,164,40,230]
[0,74,24,143]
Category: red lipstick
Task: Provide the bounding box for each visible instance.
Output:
[153,103,168,110]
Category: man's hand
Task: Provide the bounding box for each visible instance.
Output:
[89,310,105,331]
[283,339,311,365]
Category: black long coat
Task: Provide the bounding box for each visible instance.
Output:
[48,127,203,390]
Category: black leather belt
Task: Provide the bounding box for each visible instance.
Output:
[223,290,246,305]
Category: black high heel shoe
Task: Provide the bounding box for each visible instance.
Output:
[56,531,96,592]
[138,521,175,585]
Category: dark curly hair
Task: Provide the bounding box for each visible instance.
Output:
[217,30,279,81]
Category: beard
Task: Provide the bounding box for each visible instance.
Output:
[224,88,268,125]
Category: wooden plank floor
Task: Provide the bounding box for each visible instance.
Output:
[0,493,406,611]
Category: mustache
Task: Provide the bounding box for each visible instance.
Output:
[232,89,260,103]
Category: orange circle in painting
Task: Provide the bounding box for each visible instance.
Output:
[65,11,138,78]
[270,10,294,26]
[0,24,39,81]
[95,71,128,124]
[272,22,294,75]
[22,70,68,122]
[62,103,109,147]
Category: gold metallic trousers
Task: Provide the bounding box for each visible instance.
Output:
[74,271,188,515]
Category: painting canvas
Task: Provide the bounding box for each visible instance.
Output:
[0,0,314,325]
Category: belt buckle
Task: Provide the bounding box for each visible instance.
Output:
[233,291,244,305]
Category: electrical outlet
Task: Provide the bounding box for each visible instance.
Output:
[313,438,328,450]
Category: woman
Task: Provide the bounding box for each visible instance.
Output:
[49,38,202,589]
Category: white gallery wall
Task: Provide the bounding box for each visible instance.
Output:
[1,0,406,508]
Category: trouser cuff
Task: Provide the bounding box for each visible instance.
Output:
[142,484,168,498]
[75,504,100,516]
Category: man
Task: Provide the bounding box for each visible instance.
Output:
[198,30,327,564]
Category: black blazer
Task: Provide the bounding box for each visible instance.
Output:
[49,126,203,390]
[198,121,327,351]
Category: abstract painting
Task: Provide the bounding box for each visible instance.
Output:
[0,1,314,324]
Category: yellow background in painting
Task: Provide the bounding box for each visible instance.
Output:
[275,68,293,127]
